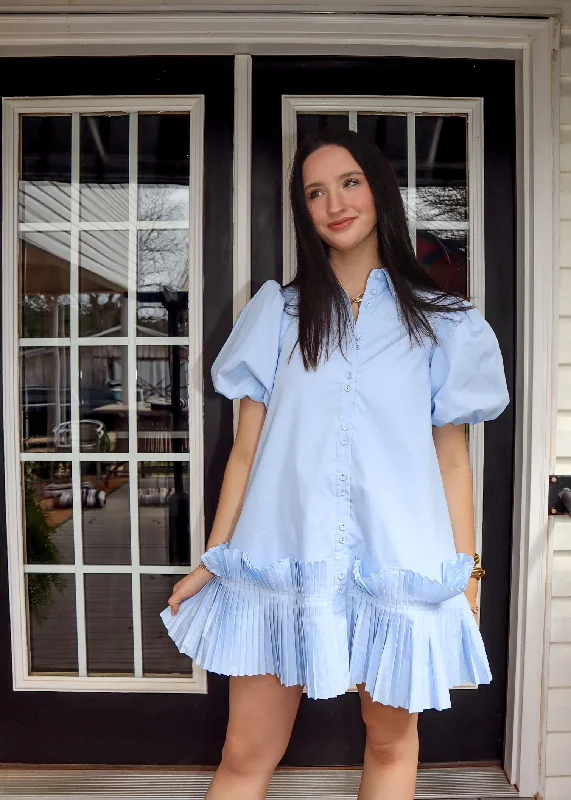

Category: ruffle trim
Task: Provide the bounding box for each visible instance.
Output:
[160,544,491,713]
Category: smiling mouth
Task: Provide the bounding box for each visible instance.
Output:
[328,217,356,231]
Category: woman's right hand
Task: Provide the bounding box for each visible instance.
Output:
[168,566,215,616]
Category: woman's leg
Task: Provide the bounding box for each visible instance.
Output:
[356,683,419,800]
[205,674,303,800]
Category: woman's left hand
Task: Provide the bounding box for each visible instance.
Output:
[464,576,480,622]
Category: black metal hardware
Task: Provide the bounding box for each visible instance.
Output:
[549,475,571,515]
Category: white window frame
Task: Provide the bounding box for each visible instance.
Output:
[2,95,208,694]
[282,96,485,610]
[0,13,558,798]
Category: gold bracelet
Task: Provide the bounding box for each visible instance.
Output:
[471,553,486,580]
[198,561,215,576]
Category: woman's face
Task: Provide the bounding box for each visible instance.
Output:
[302,144,377,252]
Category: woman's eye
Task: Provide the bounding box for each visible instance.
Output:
[344,178,360,188]
[307,189,322,200]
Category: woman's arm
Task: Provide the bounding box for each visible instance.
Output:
[168,397,266,615]
[205,397,267,549]
[432,422,479,617]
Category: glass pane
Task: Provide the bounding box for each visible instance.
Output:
[28,573,78,674]
[79,231,128,337]
[138,114,190,222]
[141,574,193,676]
[297,113,349,144]
[82,462,130,566]
[24,462,74,565]
[85,574,133,675]
[21,346,70,453]
[80,114,129,223]
[415,116,467,223]
[357,114,408,185]
[20,231,70,338]
[79,345,129,453]
[139,462,190,566]
[19,115,71,224]
[137,230,189,337]
[137,345,189,454]
[417,229,468,296]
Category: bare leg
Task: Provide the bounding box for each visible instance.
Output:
[205,674,303,800]
[356,684,419,800]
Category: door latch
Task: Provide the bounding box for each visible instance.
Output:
[549,475,571,515]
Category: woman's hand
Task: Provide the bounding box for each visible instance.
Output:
[168,567,215,616]
[464,576,480,622]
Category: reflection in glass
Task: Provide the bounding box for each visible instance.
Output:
[137,346,188,454]
[21,346,70,453]
[297,114,349,144]
[138,114,190,222]
[19,115,72,224]
[24,461,74,565]
[82,462,130,566]
[80,115,129,222]
[78,345,128,453]
[357,114,408,185]
[141,574,193,676]
[415,116,467,223]
[139,462,190,566]
[28,573,77,674]
[85,574,133,675]
[417,230,468,296]
[20,231,70,338]
[79,231,128,337]
[137,230,189,336]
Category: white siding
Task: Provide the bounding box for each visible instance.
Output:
[548,36,571,794]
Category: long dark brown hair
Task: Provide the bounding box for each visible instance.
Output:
[286,128,472,370]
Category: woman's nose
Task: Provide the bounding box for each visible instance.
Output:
[326,190,346,215]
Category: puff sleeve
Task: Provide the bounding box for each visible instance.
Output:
[211,280,286,407]
[429,305,510,427]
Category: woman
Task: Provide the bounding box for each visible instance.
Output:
[161,128,510,800]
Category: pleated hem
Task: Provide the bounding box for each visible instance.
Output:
[159,543,491,713]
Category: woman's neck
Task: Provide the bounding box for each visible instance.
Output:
[329,231,381,298]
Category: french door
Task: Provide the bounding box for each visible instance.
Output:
[0,55,515,768]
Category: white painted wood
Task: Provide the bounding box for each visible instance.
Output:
[548,643,571,687]
[559,270,571,315]
[556,414,571,458]
[560,127,571,171]
[561,173,571,219]
[561,220,571,267]
[553,518,571,551]
[558,365,571,409]
[547,688,571,731]
[552,553,571,596]
[551,598,571,642]
[561,78,571,126]
[546,776,571,799]
[546,732,571,777]
[560,319,571,363]
[555,457,571,474]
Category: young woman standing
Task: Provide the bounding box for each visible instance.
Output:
[161,128,509,800]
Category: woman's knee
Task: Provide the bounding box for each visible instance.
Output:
[359,688,419,766]
[220,729,288,778]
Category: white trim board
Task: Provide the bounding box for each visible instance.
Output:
[0,13,559,800]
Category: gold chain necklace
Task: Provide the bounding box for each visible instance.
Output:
[350,292,365,305]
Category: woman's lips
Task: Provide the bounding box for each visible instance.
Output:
[327,217,356,231]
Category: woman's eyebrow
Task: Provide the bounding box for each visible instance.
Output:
[304,170,364,191]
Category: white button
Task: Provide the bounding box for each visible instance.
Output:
[337,571,346,580]
[371,288,377,295]
[339,489,346,496]
[339,536,347,544]
[337,586,345,595]
[344,385,351,392]
[339,474,347,481]
[340,437,348,445]
[341,422,349,431]
[346,371,352,379]
[356,334,363,340]
[365,301,372,308]
[356,344,361,350]
[339,523,346,530]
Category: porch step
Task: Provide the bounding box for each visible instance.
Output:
[0,765,528,798]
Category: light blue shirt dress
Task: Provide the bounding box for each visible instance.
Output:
[161,267,510,713]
